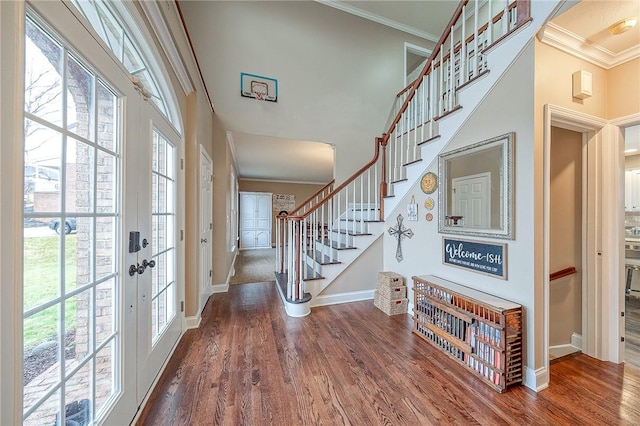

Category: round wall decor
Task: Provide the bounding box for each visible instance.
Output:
[424,197,435,211]
[420,172,438,194]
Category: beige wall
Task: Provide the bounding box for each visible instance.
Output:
[607,58,640,119]
[179,1,434,184]
[549,127,582,346]
[238,180,325,245]
[160,4,220,317]
[534,42,609,118]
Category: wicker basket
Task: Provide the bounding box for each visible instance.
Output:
[374,290,408,316]
[377,271,404,287]
[377,283,407,300]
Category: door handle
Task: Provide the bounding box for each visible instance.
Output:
[201,238,208,243]
[129,260,152,276]
[142,259,156,269]
[129,263,146,276]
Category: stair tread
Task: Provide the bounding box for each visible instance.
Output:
[318,238,356,250]
[304,265,324,280]
[402,158,422,167]
[329,229,372,236]
[418,134,441,146]
[391,178,408,184]
[305,250,341,265]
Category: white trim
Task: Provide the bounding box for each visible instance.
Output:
[538,22,640,70]
[525,366,549,392]
[210,250,237,294]
[274,277,311,317]
[311,289,375,307]
[544,104,615,385]
[211,283,230,293]
[184,315,202,330]
[314,0,440,42]
[571,332,583,350]
[0,1,24,423]
[238,177,331,186]
[139,1,195,95]
[115,2,184,135]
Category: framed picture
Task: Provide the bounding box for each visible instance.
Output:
[241,72,278,102]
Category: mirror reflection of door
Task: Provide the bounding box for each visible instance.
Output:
[451,172,491,228]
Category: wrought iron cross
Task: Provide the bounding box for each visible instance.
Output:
[388,213,413,262]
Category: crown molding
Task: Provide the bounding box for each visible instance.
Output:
[315,0,439,42]
[539,22,640,69]
[239,177,331,186]
[139,1,195,95]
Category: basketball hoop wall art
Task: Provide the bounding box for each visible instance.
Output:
[241,72,278,102]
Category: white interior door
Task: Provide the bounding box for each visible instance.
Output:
[452,173,491,228]
[199,146,213,308]
[239,192,272,249]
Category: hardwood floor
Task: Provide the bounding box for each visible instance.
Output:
[626,297,640,368]
[138,282,640,425]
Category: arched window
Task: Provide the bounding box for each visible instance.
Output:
[70,0,182,134]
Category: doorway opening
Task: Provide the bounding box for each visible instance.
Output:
[623,124,640,368]
[404,43,431,87]
[548,126,583,361]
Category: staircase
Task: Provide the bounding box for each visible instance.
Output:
[275,0,548,317]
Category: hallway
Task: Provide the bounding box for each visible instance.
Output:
[138,282,640,425]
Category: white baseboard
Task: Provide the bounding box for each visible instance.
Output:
[211,283,229,293]
[525,366,549,392]
[571,332,583,350]
[311,289,375,307]
[184,315,201,330]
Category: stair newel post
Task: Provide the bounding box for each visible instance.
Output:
[379,135,388,220]
[276,214,283,274]
[290,216,302,301]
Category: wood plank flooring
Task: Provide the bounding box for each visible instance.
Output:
[138,282,640,425]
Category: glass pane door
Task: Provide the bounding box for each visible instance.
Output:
[23,15,120,425]
[135,106,182,403]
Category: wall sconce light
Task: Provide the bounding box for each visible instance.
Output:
[572,70,592,99]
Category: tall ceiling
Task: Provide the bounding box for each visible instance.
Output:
[213,0,640,183]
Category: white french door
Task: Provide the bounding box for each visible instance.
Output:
[21,3,181,425]
[133,103,182,403]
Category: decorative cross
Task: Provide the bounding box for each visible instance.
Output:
[388,213,413,262]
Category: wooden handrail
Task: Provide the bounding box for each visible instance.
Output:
[395,1,523,99]
[382,1,467,146]
[290,0,531,220]
[550,267,577,281]
[288,136,384,220]
[287,179,335,217]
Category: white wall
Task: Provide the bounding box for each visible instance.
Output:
[179,1,433,183]
[382,41,537,387]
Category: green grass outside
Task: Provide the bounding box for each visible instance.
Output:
[23,235,77,351]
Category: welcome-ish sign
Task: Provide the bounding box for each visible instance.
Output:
[442,237,507,279]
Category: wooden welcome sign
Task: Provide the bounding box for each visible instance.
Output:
[442,237,507,279]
